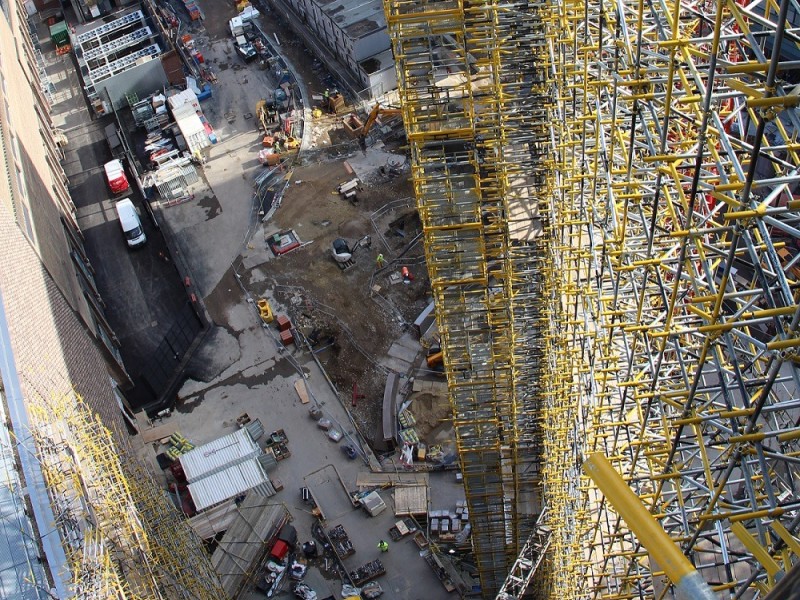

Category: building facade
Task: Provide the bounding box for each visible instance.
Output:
[0,0,191,600]
[290,0,397,96]
[0,0,128,385]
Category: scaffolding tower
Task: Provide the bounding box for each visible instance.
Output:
[26,390,225,599]
[385,0,553,595]
[387,0,800,596]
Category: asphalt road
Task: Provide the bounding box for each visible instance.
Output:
[59,111,198,409]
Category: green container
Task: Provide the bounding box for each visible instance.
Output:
[49,21,69,48]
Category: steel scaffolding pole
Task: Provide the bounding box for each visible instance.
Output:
[26,390,225,599]
[386,0,800,594]
[385,0,552,595]
[552,0,800,594]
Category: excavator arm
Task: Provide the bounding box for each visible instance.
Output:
[360,104,403,138]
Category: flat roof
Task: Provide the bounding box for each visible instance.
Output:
[360,47,394,74]
[179,428,260,482]
[188,460,271,511]
[315,0,386,39]
[74,8,161,87]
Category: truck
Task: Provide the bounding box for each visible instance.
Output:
[230,16,257,62]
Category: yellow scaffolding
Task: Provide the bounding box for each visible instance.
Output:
[386,0,800,596]
[385,0,553,594]
[27,390,224,599]
[556,0,800,594]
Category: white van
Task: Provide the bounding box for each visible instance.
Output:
[115,199,146,248]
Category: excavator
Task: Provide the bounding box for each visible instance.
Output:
[343,103,403,143]
[331,235,372,270]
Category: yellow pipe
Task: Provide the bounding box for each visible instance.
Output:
[582,453,717,599]
[731,522,782,579]
[748,95,800,109]
[767,337,800,350]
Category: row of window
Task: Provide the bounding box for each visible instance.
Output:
[0,13,122,366]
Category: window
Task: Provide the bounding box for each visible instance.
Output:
[21,202,33,240]
[11,134,20,163]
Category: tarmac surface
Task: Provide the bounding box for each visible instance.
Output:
[143,272,468,599]
[45,22,197,408]
[44,2,477,598]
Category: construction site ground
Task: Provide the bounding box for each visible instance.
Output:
[158,0,452,450]
[126,0,469,597]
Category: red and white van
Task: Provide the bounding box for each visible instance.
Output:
[104,159,130,195]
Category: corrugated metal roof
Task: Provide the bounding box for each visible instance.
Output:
[188,461,270,511]
[180,428,259,482]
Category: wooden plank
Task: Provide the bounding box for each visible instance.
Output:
[356,472,429,489]
[294,379,310,404]
[394,485,428,516]
[140,422,179,444]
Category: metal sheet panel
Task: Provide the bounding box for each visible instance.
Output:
[188,460,270,512]
[180,428,259,482]
[244,418,264,442]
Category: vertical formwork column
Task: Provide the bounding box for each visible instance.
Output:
[384,0,553,595]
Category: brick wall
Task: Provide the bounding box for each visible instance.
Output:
[0,188,128,440]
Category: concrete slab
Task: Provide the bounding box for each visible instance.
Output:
[379,356,412,374]
[304,464,355,522]
[157,35,286,299]
[345,148,407,184]
[395,331,421,353]
[387,341,418,363]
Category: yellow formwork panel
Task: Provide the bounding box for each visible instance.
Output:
[386,0,554,595]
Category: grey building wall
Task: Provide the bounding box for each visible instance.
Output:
[288,0,396,95]
[95,55,169,110]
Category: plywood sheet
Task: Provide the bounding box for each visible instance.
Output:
[140,422,179,444]
[356,472,428,489]
[394,485,428,516]
[294,379,310,404]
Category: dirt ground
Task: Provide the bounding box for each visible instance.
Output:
[184,0,443,448]
[237,154,431,443]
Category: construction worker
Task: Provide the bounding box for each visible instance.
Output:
[376,253,386,268]
[378,540,389,553]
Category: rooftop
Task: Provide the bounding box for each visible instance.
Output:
[74,8,161,87]
[360,47,395,74]
[316,0,386,39]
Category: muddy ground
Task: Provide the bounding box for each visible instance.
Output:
[238,155,432,442]
[179,0,444,448]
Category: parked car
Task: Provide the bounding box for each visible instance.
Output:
[104,159,130,195]
[114,199,146,248]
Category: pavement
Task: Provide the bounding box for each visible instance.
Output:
[41,1,476,597]
[135,273,467,599]
[43,12,198,407]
